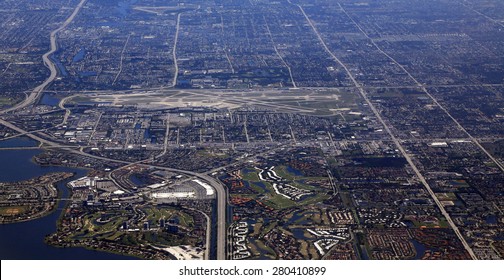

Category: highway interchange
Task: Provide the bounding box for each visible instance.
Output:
[2,0,504,260]
[0,117,227,260]
[0,0,229,259]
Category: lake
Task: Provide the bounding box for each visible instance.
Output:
[0,138,136,259]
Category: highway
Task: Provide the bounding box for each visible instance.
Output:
[0,0,88,115]
[296,2,478,259]
[1,0,495,261]
[263,15,297,88]
[338,3,504,173]
[156,115,171,159]
[171,13,182,88]
[112,34,131,85]
[0,117,227,260]
[57,95,79,127]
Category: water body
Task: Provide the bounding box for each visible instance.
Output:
[51,54,68,77]
[485,215,497,224]
[40,93,61,106]
[286,210,315,226]
[144,129,151,140]
[0,143,136,259]
[411,239,427,260]
[252,181,267,192]
[129,174,147,187]
[359,245,370,260]
[0,136,38,148]
[72,48,86,63]
[286,166,303,176]
[291,228,313,240]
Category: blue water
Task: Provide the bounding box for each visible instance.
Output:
[291,228,314,240]
[72,48,86,63]
[144,129,151,139]
[360,245,370,260]
[286,166,303,176]
[0,137,38,148]
[252,181,267,191]
[286,210,315,225]
[51,55,68,77]
[0,145,136,259]
[485,215,497,224]
[411,239,427,260]
[40,94,61,106]
[129,174,144,186]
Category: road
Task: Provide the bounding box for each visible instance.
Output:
[186,207,211,260]
[459,0,504,29]
[112,34,131,85]
[156,115,171,159]
[171,13,182,88]
[0,117,227,260]
[79,156,227,260]
[295,2,478,259]
[219,13,236,74]
[263,15,297,88]
[338,3,504,173]
[58,95,78,127]
[1,0,493,260]
[0,0,88,115]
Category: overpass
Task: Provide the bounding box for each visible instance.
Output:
[0,118,227,260]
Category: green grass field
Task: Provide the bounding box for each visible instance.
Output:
[238,166,329,210]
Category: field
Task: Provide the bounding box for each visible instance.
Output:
[67,206,198,248]
[0,206,28,216]
[238,166,330,210]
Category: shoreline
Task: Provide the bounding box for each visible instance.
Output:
[0,172,75,225]
[46,240,144,260]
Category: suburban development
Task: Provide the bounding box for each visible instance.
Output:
[0,0,503,260]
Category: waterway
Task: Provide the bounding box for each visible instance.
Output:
[40,93,61,107]
[286,210,316,226]
[0,138,136,259]
[411,240,427,260]
[51,54,68,77]
[0,136,38,148]
[286,166,303,176]
[72,48,86,63]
